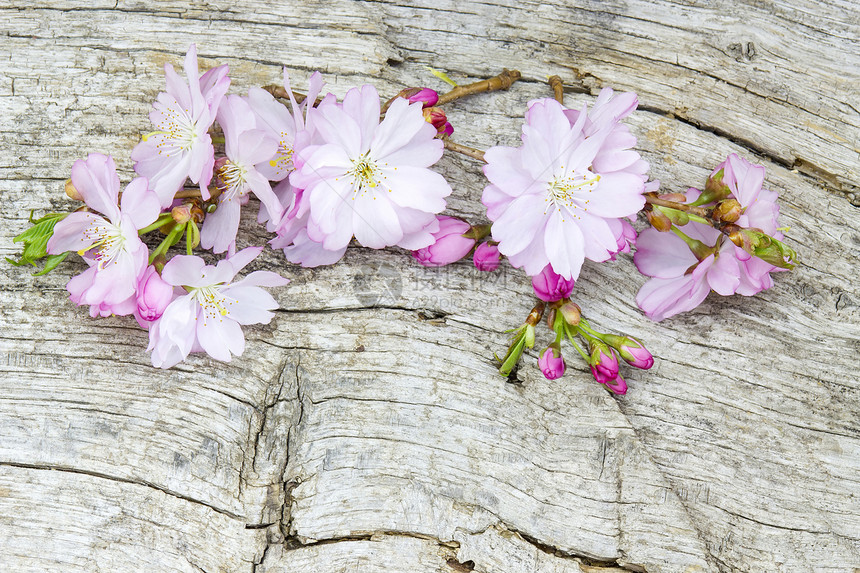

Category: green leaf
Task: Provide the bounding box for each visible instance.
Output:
[34,253,69,276]
[7,211,70,275]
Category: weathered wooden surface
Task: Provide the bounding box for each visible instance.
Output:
[1,1,858,572]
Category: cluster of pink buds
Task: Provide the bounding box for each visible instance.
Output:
[499,265,652,394]
[10,46,795,390]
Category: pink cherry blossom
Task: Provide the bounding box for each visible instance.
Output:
[412,216,475,267]
[634,154,783,321]
[131,44,230,207]
[247,70,325,231]
[482,90,649,280]
[47,153,160,317]
[290,84,452,255]
[147,247,289,368]
[198,95,281,254]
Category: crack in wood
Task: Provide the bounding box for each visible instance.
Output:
[0,460,244,520]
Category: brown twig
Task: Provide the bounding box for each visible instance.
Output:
[174,186,222,201]
[436,69,522,106]
[644,194,709,218]
[261,85,324,107]
[548,75,564,104]
[443,139,487,163]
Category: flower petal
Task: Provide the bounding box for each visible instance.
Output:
[196,316,245,362]
[71,154,122,221]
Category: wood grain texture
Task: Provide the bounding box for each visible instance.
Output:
[1,1,858,572]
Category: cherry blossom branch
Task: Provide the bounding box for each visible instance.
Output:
[443,139,487,162]
[548,75,564,104]
[260,85,322,106]
[645,193,797,268]
[173,187,221,200]
[436,69,522,106]
[644,194,709,218]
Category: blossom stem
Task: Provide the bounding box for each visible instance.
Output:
[670,225,716,260]
[149,223,186,263]
[443,139,486,162]
[644,194,710,218]
[577,319,604,342]
[551,309,565,344]
[645,194,743,232]
[435,69,522,106]
[138,213,176,235]
[185,220,200,255]
[563,323,590,362]
[548,75,564,104]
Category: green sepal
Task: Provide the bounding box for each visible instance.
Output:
[497,324,534,377]
[734,229,798,269]
[654,205,690,226]
[691,168,731,206]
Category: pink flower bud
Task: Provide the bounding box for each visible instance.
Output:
[616,337,653,369]
[172,204,193,224]
[383,88,440,112]
[531,265,575,302]
[538,346,565,380]
[589,340,619,380]
[590,365,613,384]
[603,374,628,395]
[439,121,454,137]
[412,216,475,267]
[473,242,500,271]
[422,107,450,135]
[403,87,439,107]
[136,265,174,322]
[558,301,581,326]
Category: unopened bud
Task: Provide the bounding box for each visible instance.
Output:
[589,339,619,380]
[382,87,439,113]
[726,224,753,251]
[656,205,689,226]
[401,87,439,107]
[712,199,742,223]
[696,168,731,205]
[545,308,556,329]
[190,204,206,223]
[729,227,797,269]
[65,178,83,201]
[439,121,454,137]
[559,302,581,326]
[422,107,449,134]
[171,204,193,224]
[538,345,566,380]
[646,208,673,232]
[604,334,653,370]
